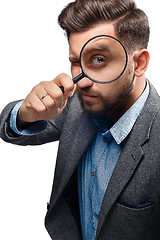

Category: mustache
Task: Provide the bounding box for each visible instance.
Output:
[76,87,99,97]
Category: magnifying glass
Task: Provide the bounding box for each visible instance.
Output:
[60,34,128,92]
[72,34,128,84]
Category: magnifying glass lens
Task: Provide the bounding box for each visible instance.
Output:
[80,35,128,84]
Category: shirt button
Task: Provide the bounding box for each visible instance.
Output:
[91,171,95,176]
[103,136,108,142]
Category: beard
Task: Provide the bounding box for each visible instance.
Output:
[76,73,135,117]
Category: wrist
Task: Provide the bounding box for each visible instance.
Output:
[16,114,31,131]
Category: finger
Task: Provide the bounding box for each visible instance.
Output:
[19,93,47,122]
[27,81,66,120]
[43,81,65,108]
[38,92,67,121]
[53,73,75,97]
[40,93,55,109]
[35,81,64,107]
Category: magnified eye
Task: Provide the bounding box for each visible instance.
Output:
[78,35,128,83]
[92,57,105,64]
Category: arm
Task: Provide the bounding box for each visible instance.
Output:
[0,73,75,146]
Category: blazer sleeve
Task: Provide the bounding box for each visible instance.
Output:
[0,98,69,146]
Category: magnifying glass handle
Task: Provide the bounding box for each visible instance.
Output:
[59,86,65,93]
[73,72,84,83]
[60,72,84,93]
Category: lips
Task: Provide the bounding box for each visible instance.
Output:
[78,89,98,98]
[81,92,98,102]
[82,92,97,98]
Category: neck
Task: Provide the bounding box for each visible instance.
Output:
[105,76,146,125]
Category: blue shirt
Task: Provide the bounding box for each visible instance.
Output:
[77,82,149,240]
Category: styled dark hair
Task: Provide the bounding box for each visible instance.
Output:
[58,0,150,52]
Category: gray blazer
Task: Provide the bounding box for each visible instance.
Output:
[1,83,160,240]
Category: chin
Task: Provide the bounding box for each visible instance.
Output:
[77,91,110,116]
[80,100,105,116]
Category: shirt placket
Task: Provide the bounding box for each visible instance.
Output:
[90,131,110,239]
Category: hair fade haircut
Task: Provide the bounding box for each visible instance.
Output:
[58,0,150,52]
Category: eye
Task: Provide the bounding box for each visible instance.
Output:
[92,57,105,64]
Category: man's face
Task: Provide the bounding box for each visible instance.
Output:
[69,23,140,119]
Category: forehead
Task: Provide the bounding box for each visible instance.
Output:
[69,23,116,58]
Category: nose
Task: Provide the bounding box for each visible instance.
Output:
[71,64,94,88]
[77,76,94,88]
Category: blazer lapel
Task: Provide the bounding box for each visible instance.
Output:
[96,83,160,238]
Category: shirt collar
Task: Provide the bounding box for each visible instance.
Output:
[93,80,150,145]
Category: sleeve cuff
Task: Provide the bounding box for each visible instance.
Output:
[9,100,48,136]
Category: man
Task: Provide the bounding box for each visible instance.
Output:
[0,0,160,239]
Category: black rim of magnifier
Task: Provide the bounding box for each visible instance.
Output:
[74,34,128,84]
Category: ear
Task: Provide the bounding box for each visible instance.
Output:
[133,49,150,77]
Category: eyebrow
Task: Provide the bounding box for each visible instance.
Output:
[83,43,112,56]
[69,40,113,63]
[69,55,79,63]
[69,44,111,63]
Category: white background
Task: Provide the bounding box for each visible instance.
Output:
[0,0,159,239]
